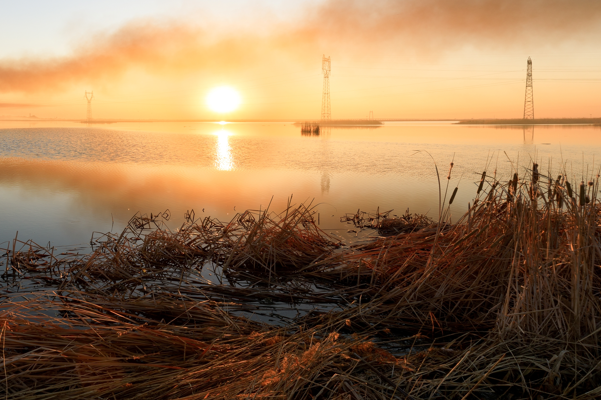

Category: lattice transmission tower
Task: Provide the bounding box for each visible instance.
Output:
[523,57,534,120]
[321,55,331,121]
[85,91,94,122]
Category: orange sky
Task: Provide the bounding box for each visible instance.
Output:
[1,0,601,121]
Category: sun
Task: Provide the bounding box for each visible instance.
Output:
[206,86,241,113]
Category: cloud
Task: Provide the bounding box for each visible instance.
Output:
[0,0,600,93]
[303,0,601,51]
[0,103,41,108]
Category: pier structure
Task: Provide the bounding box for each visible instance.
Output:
[301,122,320,135]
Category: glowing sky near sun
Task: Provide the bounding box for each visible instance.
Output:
[1,0,601,120]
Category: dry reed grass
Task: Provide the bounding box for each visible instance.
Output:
[2,167,601,398]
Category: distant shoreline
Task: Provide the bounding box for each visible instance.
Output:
[0,118,385,126]
[1,117,599,126]
[457,118,601,126]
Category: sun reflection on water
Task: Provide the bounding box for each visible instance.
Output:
[215,129,233,171]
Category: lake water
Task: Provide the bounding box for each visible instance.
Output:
[1,120,600,248]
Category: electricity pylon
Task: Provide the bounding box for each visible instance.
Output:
[85,91,94,122]
[523,57,534,120]
[321,55,331,121]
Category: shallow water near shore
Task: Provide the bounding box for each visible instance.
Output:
[1,120,600,247]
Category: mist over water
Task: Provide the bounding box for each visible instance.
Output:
[1,120,600,247]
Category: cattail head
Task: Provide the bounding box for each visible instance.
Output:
[588,181,594,187]
[532,163,539,184]
[487,182,498,200]
[477,171,486,194]
[447,162,454,180]
[449,187,458,205]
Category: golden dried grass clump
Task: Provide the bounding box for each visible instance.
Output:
[220,202,341,276]
[339,169,601,344]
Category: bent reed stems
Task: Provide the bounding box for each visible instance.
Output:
[2,164,601,399]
